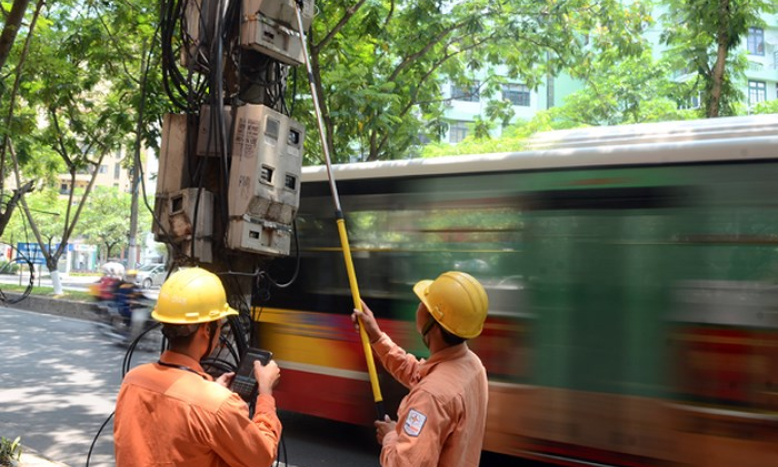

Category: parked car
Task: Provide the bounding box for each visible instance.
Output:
[134,263,167,289]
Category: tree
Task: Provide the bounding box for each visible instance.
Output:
[661,0,778,117]
[550,49,693,126]
[297,0,652,162]
[1,188,65,254]
[0,0,32,75]
[0,0,49,236]
[3,0,160,294]
[79,187,134,262]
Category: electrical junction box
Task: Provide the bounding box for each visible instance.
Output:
[197,104,233,157]
[243,0,315,30]
[152,200,169,243]
[227,215,293,257]
[240,14,304,66]
[168,188,214,263]
[153,113,188,241]
[227,104,305,256]
[157,113,188,195]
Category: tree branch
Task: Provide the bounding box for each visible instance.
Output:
[0,0,44,196]
[0,180,34,236]
[387,19,473,84]
[372,32,499,159]
[48,107,75,168]
[313,0,369,53]
[0,0,32,72]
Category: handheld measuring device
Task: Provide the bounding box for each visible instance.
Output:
[230,347,273,401]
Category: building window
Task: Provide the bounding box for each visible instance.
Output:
[59,183,69,194]
[679,91,702,110]
[98,164,108,174]
[502,83,530,106]
[448,121,468,143]
[114,163,121,179]
[748,80,767,106]
[747,27,764,56]
[450,81,480,102]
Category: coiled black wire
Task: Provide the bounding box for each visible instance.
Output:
[0,242,36,305]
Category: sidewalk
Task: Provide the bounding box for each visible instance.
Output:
[17,446,71,467]
[2,296,97,467]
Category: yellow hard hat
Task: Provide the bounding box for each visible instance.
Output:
[151,268,238,324]
[413,271,488,339]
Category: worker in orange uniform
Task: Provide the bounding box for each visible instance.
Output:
[352,271,489,467]
[114,268,282,467]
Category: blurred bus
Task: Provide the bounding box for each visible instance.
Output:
[255,115,778,467]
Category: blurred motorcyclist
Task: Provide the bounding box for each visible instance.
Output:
[114,270,143,325]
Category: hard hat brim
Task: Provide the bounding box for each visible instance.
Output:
[151,304,239,324]
[413,279,434,313]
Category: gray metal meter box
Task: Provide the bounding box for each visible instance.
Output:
[168,188,214,263]
[197,105,233,157]
[227,104,305,256]
[153,113,188,241]
[240,14,304,66]
[243,0,315,30]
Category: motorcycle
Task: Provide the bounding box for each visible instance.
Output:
[91,279,160,348]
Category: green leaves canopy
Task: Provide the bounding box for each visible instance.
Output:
[296,0,652,162]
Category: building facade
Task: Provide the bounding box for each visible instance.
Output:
[442,10,778,143]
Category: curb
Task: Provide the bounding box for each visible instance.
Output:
[16,445,72,467]
[3,293,97,322]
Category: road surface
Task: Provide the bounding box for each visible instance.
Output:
[0,307,378,467]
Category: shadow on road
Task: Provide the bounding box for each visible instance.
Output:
[0,309,158,467]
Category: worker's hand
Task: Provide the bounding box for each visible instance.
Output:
[215,372,235,388]
[254,359,281,396]
[351,300,382,343]
[374,415,396,445]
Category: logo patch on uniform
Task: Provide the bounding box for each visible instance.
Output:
[403,409,427,437]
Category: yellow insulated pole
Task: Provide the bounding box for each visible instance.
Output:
[294,3,385,419]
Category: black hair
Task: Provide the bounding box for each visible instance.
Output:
[439,326,466,346]
[162,321,217,347]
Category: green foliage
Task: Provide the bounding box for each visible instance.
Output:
[298,0,653,162]
[1,188,64,246]
[0,0,162,269]
[660,0,777,117]
[0,260,20,275]
[0,436,22,464]
[0,283,93,301]
[420,133,527,158]
[77,186,152,261]
[752,99,778,115]
[551,49,690,126]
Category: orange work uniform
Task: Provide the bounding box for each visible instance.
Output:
[114,350,281,467]
[372,333,489,467]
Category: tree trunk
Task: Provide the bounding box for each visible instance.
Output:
[708,0,730,118]
[0,180,34,236]
[50,268,64,296]
[0,0,31,73]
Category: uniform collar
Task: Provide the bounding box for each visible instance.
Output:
[158,350,213,381]
[420,343,468,377]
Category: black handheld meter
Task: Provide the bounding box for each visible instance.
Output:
[230,347,273,401]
